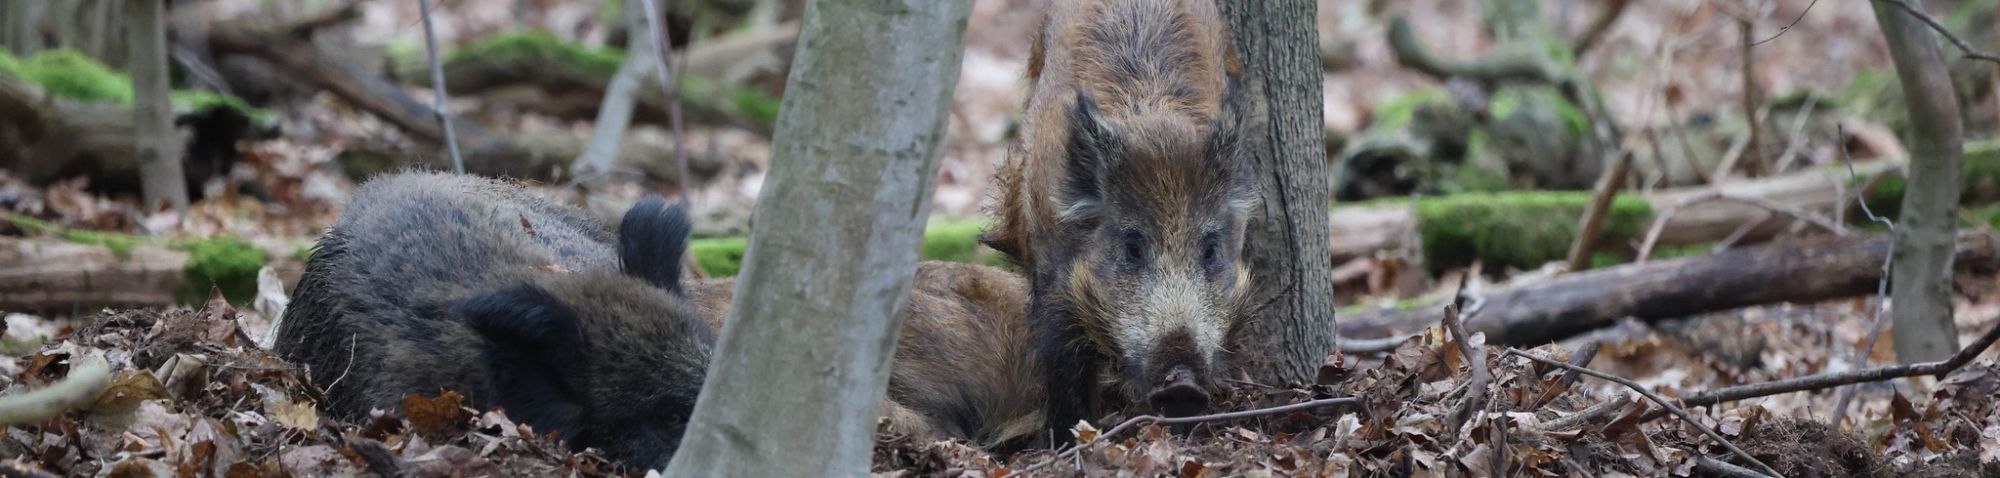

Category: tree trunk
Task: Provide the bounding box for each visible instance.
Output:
[127,0,189,210]
[1218,0,1337,386]
[1873,1,1965,363]
[661,0,971,475]
[576,0,658,175]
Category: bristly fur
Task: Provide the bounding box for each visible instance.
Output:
[273,172,711,470]
[983,0,1253,446]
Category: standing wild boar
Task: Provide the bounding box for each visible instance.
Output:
[981,0,1253,443]
[273,172,711,469]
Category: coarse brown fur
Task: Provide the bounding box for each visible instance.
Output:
[980,0,1254,444]
[686,261,1045,452]
[274,172,710,470]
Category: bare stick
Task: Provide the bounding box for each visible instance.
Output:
[1874,0,2000,65]
[1833,125,1897,427]
[1339,333,1418,354]
[1569,0,1631,57]
[1530,340,1601,409]
[0,360,111,426]
[1542,393,1631,431]
[1566,151,1634,272]
[1018,397,1360,475]
[640,0,693,208]
[1671,318,2000,410]
[416,0,464,174]
[1443,280,1489,437]
[1634,190,1850,263]
[1738,18,1764,175]
[1751,0,1822,46]
[1503,348,1781,478]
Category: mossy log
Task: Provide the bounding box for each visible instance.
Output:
[391,28,791,134]
[0,51,274,196]
[1330,159,1908,269]
[1340,231,2000,346]
[0,216,305,313]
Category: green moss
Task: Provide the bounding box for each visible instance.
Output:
[689,218,1012,277]
[16,49,134,103]
[292,244,316,263]
[449,30,625,79]
[1860,145,2000,220]
[173,235,267,305]
[1416,192,1652,272]
[1371,88,1449,131]
[0,49,20,75]
[730,87,782,128]
[6,214,139,258]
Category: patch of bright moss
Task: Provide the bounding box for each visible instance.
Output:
[173,235,267,305]
[690,236,749,277]
[729,87,782,128]
[689,218,1011,277]
[16,49,134,103]
[449,30,625,79]
[1417,192,1652,272]
[5,214,139,259]
[0,49,20,75]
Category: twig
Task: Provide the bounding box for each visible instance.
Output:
[1769,92,1820,173]
[1531,341,1602,409]
[0,360,111,426]
[1339,333,1419,355]
[1443,279,1489,438]
[1542,394,1631,431]
[1738,18,1764,175]
[1833,124,1897,427]
[416,0,464,174]
[1696,456,1772,478]
[1569,0,1632,57]
[1751,0,1822,46]
[1634,190,1850,262]
[1873,0,2000,65]
[1566,151,1635,272]
[1502,348,1781,478]
[1017,397,1360,476]
[1668,318,2000,410]
[640,0,694,208]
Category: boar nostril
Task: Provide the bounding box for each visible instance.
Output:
[1146,366,1210,418]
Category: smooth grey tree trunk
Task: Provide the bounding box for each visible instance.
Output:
[661,0,971,475]
[1872,1,1964,363]
[127,0,188,210]
[1218,0,1337,385]
[577,0,657,175]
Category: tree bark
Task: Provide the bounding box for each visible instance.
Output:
[662,0,970,475]
[1873,1,1965,362]
[1341,232,2000,347]
[1218,0,1338,386]
[127,0,189,210]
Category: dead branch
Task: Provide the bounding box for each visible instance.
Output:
[1669,318,2000,411]
[1530,341,1602,410]
[1343,231,2000,347]
[1569,0,1631,57]
[1567,151,1635,272]
[1541,394,1631,431]
[1635,190,1851,263]
[1387,17,1561,85]
[1443,281,1488,436]
[1020,397,1361,476]
[1503,348,1781,478]
[415,0,465,173]
[0,360,111,427]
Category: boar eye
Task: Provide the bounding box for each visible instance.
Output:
[1200,232,1223,272]
[1120,230,1148,267]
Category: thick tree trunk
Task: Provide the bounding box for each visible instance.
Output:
[662,0,971,475]
[1218,1,1338,386]
[128,0,189,210]
[1873,1,1965,362]
[1342,232,2000,347]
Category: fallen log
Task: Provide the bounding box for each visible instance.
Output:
[1339,231,2000,346]
[0,224,307,314]
[1329,159,1902,266]
[201,7,723,184]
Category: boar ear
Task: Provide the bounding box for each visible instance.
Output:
[1061,88,1119,224]
[619,195,692,296]
[456,286,592,441]
[1206,77,1258,213]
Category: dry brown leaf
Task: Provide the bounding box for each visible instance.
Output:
[403,390,473,438]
